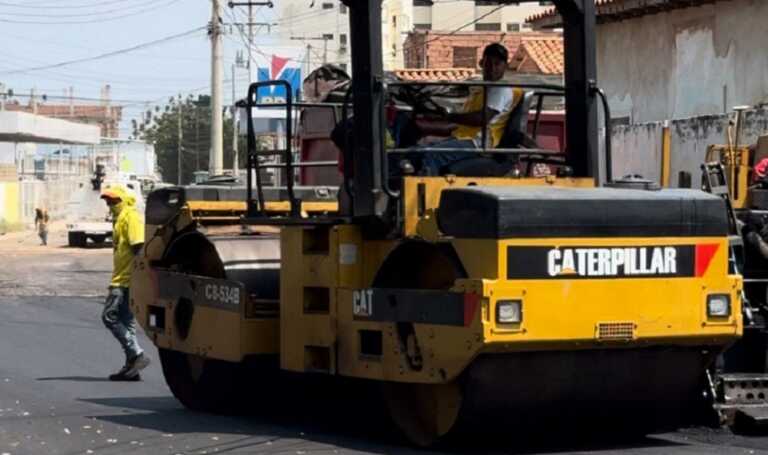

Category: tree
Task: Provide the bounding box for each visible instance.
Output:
[137,94,246,185]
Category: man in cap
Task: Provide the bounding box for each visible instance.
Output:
[100,185,150,381]
[397,42,523,174]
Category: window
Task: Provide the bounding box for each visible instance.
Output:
[414,23,432,30]
[339,63,348,72]
[340,3,347,13]
[453,46,478,68]
[339,33,347,45]
[506,22,520,32]
[475,22,501,31]
[414,0,433,5]
[323,33,334,40]
[322,2,334,9]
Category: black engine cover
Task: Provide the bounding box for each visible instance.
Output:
[437,186,728,238]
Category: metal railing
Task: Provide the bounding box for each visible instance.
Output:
[243,79,614,220]
[244,81,345,218]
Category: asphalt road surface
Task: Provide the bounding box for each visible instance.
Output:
[3,227,768,454]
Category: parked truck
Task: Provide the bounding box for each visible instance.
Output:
[66,164,144,247]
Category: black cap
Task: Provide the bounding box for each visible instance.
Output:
[483,43,509,62]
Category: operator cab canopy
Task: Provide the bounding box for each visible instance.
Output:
[336,0,601,218]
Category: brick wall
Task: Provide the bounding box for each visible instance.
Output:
[403,31,556,69]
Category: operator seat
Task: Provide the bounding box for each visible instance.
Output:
[442,91,536,177]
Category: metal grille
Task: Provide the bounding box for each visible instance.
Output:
[596,322,635,340]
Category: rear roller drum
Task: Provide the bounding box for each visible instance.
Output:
[158,348,245,414]
[384,381,462,447]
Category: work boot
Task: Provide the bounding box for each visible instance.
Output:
[124,353,151,378]
[108,364,141,382]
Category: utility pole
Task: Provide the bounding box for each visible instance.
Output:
[291,35,332,65]
[232,63,239,178]
[210,0,224,176]
[195,106,200,171]
[248,2,253,83]
[227,1,274,83]
[177,96,183,185]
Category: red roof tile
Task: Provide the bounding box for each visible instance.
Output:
[526,0,719,28]
[511,37,563,75]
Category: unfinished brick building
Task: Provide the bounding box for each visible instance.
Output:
[402,31,561,70]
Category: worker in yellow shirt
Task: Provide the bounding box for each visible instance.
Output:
[100,185,150,381]
[392,43,523,175]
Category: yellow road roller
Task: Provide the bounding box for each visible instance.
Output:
[131,0,744,445]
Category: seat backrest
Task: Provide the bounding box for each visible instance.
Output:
[497,91,534,148]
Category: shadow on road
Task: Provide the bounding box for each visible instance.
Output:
[38,376,112,382]
[78,395,688,454]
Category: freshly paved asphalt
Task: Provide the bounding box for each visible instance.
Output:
[2,227,768,454]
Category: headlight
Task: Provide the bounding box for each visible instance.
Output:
[497,300,523,324]
[707,294,731,317]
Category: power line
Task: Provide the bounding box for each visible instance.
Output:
[0,0,158,17]
[0,0,134,9]
[0,0,183,24]
[0,26,206,76]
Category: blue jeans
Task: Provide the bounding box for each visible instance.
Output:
[390,138,478,176]
[102,287,143,361]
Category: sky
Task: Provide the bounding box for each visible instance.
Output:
[0,0,278,140]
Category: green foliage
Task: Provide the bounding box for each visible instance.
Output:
[136,95,246,185]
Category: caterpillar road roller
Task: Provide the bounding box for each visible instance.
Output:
[131,0,747,446]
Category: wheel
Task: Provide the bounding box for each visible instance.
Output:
[383,381,462,447]
[91,235,106,245]
[68,232,86,247]
[158,348,246,414]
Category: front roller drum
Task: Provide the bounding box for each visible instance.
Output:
[384,381,462,447]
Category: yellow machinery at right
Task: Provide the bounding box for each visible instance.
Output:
[129,0,768,447]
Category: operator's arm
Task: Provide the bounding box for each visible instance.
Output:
[445,108,500,127]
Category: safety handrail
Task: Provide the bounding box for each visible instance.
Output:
[246,80,295,216]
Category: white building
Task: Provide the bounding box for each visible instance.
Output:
[529,0,768,125]
[273,0,352,74]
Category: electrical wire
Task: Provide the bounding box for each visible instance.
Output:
[0,0,183,24]
[0,0,134,8]
[0,26,207,76]
[0,0,159,18]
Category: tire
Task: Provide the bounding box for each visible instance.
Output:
[68,232,87,248]
[158,348,248,414]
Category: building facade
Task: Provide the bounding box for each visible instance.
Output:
[273,0,352,74]
[403,30,558,69]
[266,1,555,74]
[384,0,553,69]
[529,0,768,124]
